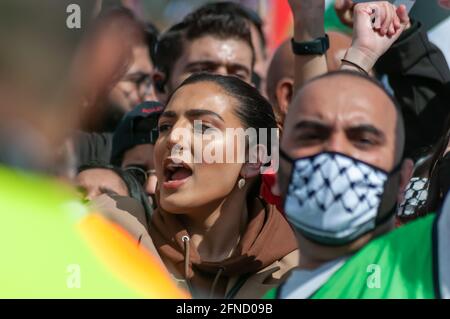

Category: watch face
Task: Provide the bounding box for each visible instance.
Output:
[291,35,329,55]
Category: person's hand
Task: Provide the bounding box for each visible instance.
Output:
[343,2,410,73]
[335,0,354,28]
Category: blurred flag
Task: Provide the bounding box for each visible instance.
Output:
[267,0,293,52]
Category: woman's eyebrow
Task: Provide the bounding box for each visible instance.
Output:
[185,109,224,122]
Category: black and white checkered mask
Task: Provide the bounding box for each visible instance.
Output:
[280,150,399,246]
[398,177,428,218]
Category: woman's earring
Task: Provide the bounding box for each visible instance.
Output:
[238,178,246,190]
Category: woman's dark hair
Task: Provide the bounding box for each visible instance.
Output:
[166,73,277,198]
[77,162,153,222]
[168,72,277,142]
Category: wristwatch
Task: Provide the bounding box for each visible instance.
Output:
[291,34,330,55]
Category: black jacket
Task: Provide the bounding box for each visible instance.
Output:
[375,20,450,158]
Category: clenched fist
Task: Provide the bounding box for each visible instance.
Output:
[344,1,410,73]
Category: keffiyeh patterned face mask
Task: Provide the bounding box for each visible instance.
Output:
[398,177,428,218]
[280,150,401,246]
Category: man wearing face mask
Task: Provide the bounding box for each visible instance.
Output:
[265,69,450,299]
[263,0,450,299]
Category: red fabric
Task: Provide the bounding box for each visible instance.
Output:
[267,0,293,52]
[260,170,284,214]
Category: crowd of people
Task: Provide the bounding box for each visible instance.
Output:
[1,0,450,299]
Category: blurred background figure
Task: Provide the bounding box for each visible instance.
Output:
[110,101,163,206]
[152,2,255,103]
[77,6,159,133]
[0,0,187,298]
[77,164,131,200]
[266,31,352,131]
[0,1,91,174]
[187,2,269,94]
[106,10,159,121]
[71,6,160,170]
[397,118,450,224]
[76,162,153,220]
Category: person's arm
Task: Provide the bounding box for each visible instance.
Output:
[340,2,410,75]
[288,0,328,91]
[375,20,450,155]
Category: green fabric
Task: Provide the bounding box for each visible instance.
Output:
[0,166,141,298]
[324,2,352,35]
[262,287,277,299]
[312,215,436,299]
[266,215,436,299]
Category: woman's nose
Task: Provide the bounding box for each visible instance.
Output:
[166,121,191,153]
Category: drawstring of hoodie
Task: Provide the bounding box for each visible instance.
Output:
[209,267,225,299]
[181,235,194,293]
[182,235,225,298]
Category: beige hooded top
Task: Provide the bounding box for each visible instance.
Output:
[92,194,299,299]
[151,196,299,299]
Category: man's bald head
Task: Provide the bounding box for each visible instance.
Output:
[266,40,294,127]
[266,40,294,103]
[266,32,353,103]
[282,70,405,170]
[278,71,412,254]
[266,33,353,128]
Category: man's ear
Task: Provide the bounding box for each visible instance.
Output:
[276,77,294,116]
[152,71,168,103]
[397,158,414,204]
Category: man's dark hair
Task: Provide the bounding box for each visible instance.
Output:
[191,2,266,57]
[144,21,159,63]
[154,4,254,88]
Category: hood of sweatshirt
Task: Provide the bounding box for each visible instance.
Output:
[151,196,298,297]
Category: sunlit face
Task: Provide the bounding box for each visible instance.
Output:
[168,36,253,91]
[122,143,157,196]
[76,168,129,201]
[154,81,246,214]
[279,75,398,195]
[109,45,156,111]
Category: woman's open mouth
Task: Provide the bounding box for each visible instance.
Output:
[162,159,193,190]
